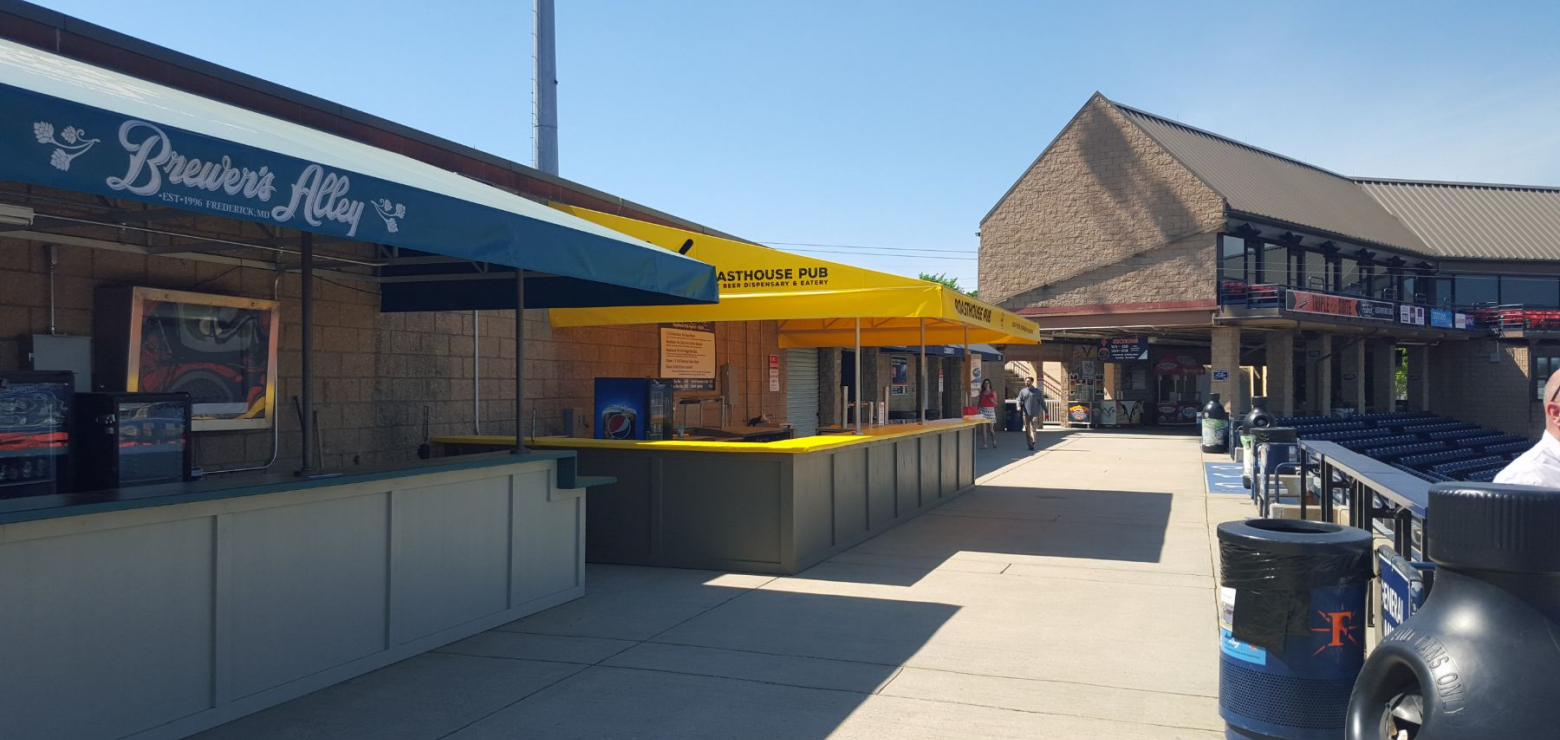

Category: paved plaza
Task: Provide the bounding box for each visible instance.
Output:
[195,429,1253,740]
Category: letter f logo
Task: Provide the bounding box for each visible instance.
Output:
[1312,608,1359,655]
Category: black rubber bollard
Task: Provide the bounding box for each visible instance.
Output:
[1346,483,1560,740]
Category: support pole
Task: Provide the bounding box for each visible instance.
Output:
[963,325,971,411]
[854,318,862,435]
[513,270,527,455]
[296,231,315,475]
[919,319,927,425]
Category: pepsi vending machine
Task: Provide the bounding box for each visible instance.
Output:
[594,378,674,441]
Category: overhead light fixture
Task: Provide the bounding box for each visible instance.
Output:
[0,204,35,226]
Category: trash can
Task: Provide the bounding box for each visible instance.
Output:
[1003,400,1021,432]
[1201,394,1229,454]
[1218,519,1373,740]
[1251,427,1298,514]
[1241,398,1276,489]
[1347,483,1560,739]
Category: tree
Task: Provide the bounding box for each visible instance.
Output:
[919,272,977,297]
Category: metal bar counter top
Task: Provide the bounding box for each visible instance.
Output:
[0,451,608,740]
[433,418,982,574]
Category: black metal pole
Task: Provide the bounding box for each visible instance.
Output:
[296,231,315,475]
[513,269,526,455]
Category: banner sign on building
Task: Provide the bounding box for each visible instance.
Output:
[1286,290,1394,321]
[1358,301,1397,321]
[1399,305,1426,326]
[1096,336,1149,362]
[659,322,715,391]
[1454,312,1471,330]
[1430,309,1454,329]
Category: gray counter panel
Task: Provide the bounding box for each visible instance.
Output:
[0,456,587,740]
[569,425,978,575]
[895,438,920,515]
[832,447,869,543]
[867,443,896,531]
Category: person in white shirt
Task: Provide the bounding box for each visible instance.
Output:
[1494,369,1560,488]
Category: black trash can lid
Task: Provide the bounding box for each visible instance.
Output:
[1217,518,1372,557]
[1251,427,1298,443]
[1429,483,1560,573]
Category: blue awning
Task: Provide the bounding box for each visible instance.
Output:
[0,38,717,310]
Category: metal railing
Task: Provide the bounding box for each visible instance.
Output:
[1295,440,1429,559]
[1468,305,1560,332]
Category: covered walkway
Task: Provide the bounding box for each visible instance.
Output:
[195,430,1247,739]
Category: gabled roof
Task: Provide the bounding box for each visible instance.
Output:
[1356,179,1560,262]
[1108,99,1432,254]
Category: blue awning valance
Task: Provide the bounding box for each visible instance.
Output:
[0,38,717,309]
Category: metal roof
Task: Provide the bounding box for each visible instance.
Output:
[1109,100,1432,254]
[1357,179,1560,262]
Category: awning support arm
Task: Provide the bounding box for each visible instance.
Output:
[854,318,862,435]
[296,231,316,475]
[919,319,927,425]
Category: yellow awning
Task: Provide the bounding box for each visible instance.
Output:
[547,206,1039,348]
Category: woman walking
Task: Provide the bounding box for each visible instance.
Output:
[977,378,998,449]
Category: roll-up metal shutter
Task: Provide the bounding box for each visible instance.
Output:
[785,348,819,437]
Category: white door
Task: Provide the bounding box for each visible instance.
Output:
[785,348,819,437]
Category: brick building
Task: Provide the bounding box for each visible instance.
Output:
[0,2,788,473]
[981,93,1560,438]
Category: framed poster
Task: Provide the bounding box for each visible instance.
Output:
[659,322,716,391]
[111,287,279,431]
[890,355,909,387]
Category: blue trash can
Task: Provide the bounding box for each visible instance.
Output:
[1217,519,1373,740]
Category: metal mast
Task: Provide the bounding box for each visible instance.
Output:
[533,0,559,175]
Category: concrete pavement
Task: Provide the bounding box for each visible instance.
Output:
[193,428,1246,739]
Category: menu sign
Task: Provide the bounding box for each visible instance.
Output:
[659,322,715,391]
[1286,290,1395,322]
[1097,336,1149,362]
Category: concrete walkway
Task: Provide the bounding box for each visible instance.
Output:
[195,429,1247,740]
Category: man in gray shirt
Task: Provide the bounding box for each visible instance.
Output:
[1016,377,1046,451]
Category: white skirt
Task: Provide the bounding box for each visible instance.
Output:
[979,407,996,421]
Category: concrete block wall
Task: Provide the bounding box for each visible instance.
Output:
[1428,339,1539,439]
[978,95,1226,310]
[0,237,785,474]
[1264,332,1295,418]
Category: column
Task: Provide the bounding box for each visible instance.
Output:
[1264,331,1295,418]
[1370,342,1396,413]
[1406,345,1430,411]
[1315,334,1333,415]
[1339,338,1365,412]
[860,351,883,418]
[1302,337,1320,415]
[1210,327,1240,413]
[819,348,842,427]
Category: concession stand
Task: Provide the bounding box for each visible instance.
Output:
[435,206,1040,574]
[0,39,716,740]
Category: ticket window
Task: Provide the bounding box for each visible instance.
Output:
[1157,374,1206,404]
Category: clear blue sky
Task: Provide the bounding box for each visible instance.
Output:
[33,0,1560,290]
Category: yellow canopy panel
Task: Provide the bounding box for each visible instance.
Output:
[547,206,1039,348]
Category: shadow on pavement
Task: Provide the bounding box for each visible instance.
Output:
[192,569,961,740]
[800,486,1174,587]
